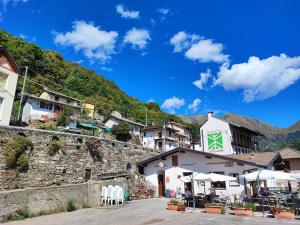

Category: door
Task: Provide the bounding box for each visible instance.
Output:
[54,105,60,116]
[158,173,165,197]
[85,169,91,182]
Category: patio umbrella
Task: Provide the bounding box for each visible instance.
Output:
[193,173,237,182]
[179,175,192,183]
[241,170,297,182]
[193,173,237,196]
[291,173,300,180]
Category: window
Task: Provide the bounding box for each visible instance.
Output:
[169,130,172,137]
[40,102,53,110]
[158,131,162,138]
[229,173,240,186]
[67,100,71,104]
[55,96,59,101]
[211,172,226,189]
[144,132,146,137]
[172,155,178,167]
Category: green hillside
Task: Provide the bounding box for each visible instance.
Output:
[0,29,190,129]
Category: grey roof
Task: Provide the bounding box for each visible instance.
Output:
[104,112,144,127]
[137,147,280,168]
[43,88,81,103]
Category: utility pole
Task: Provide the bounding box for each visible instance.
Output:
[145,108,148,126]
[17,66,28,121]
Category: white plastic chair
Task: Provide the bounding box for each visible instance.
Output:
[100,186,108,205]
[107,185,114,205]
[117,188,124,205]
[109,187,118,205]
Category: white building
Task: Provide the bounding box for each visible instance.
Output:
[142,125,178,151]
[142,122,192,151]
[200,112,263,155]
[0,47,19,126]
[138,148,282,198]
[104,111,144,136]
[22,88,81,123]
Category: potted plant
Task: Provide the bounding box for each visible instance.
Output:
[233,203,256,216]
[272,207,295,220]
[204,203,225,214]
[167,199,185,211]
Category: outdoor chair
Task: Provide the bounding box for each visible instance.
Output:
[293,198,300,215]
[107,185,114,205]
[117,188,124,205]
[101,186,108,205]
[109,187,118,205]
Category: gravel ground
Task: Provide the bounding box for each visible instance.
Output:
[4,198,300,225]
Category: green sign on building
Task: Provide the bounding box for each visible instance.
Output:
[207,132,223,151]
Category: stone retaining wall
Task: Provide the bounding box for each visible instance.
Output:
[0,126,161,190]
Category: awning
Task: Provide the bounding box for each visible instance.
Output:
[79,122,99,129]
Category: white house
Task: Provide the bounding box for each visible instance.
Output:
[138,148,282,198]
[104,111,144,136]
[0,47,19,126]
[142,122,192,151]
[22,88,81,123]
[142,125,178,151]
[200,112,264,155]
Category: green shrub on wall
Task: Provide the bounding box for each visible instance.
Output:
[47,140,65,156]
[3,136,32,171]
[16,155,29,172]
[66,199,76,212]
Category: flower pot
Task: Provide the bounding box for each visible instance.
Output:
[167,203,185,211]
[272,208,295,220]
[204,205,224,214]
[234,208,253,216]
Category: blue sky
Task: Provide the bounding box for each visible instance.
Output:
[1,0,300,128]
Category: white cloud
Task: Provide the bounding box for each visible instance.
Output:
[185,39,229,63]
[161,96,185,114]
[116,4,139,19]
[101,66,113,72]
[156,8,170,15]
[214,54,300,102]
[170,31,228,63]
[54,21,118,63]
[1,0,28,13]
[123,28,151,50]
[188,98,202,112]
[193,69,212,90]
[170,31,199,53]
[20,33,36,42]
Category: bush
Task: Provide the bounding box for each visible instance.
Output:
[4,136,32,170]
[48,140,64,156]
[16,155,29,172]
[111,122,132,142]
[66,199,76,212]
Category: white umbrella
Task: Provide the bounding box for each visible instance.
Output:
[242,170,297,182]
[194,173,237,182]
[291,173,300,180]
[180,175,192,183]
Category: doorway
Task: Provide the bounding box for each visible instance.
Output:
[158,172,165,197]
[85,169,91,182]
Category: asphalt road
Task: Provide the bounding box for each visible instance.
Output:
[4,198,300,225]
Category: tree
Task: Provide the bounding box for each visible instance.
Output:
[56,106,73,126]
[111,122,132,142]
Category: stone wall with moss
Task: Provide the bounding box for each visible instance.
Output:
[0,126,161,190]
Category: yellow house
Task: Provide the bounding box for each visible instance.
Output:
[83,103,95,118]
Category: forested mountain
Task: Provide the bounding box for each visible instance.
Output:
[0,29,185,126]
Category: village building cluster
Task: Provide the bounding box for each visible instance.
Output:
[1,46,300,200]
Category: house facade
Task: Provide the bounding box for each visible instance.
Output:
[22,88,81,123]
[142,125,178,151]
[142,122,192,151]
[0,47,19,126]
[200,112,263,155]
[138,148,282,198]
[280,148,300,173]
[104,111,144,136]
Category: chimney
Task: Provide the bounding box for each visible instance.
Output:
[208,112,213,119]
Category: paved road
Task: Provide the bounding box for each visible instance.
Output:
[4,198,300,225]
